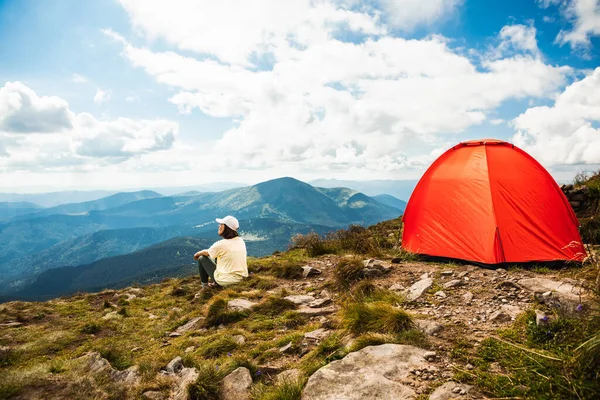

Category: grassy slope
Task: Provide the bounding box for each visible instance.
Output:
[0,216,598,400]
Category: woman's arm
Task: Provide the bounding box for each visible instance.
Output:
[193,250,210,260]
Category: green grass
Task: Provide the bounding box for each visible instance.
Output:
[251,297,296,317]
[188,362,225,400]
[349,280,404,304]
[333,257,365,289]
[453,309,600,399]
[204,298,249,327]
[342,302,413,335]
[251,378,306,400]
[197,336,238,359]
[98,344,133,371]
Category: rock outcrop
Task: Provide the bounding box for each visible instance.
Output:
[302,344,430,400]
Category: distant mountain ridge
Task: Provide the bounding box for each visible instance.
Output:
[0,177,404,295]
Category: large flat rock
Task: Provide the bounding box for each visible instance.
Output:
[302,344,429,400]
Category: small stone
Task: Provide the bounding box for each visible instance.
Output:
[166,356,183,374]
[463,291,474,303]
[279,342,294,353]
[304,328,331,341]
[0,322,23,327]
[308,298,332,308]
[388,283,404,292]
[148,314,158,319]
[489,310,511,323]
[284,295,315,305]
[440,271,453,276]
[102,311,121,320]
[434,291,447,298]
[405,278,433,301]
[142,391,166,400]
[496,268,507,274]
[168,332,182,338]
[297,305,336,316]
[185,346,196,353]
[443,279,462,289]
[131,347,142,352]
[302,266,322,278]
[228,298,257,311]
[452,387,461,394]
[535,310,549,326]
[424,351,437,361]
[466,363,474,370]
[176,317,203,333]
[233,335,246,345]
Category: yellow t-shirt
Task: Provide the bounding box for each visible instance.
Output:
[206,237,248,286]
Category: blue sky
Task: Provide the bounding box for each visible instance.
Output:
[0,0,599,191]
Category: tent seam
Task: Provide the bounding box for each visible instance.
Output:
[484,143,506,263]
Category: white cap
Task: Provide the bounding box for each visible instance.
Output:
[215,215,239,231]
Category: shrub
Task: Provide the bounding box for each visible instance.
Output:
[334,258,365,289]
[252,297,296,317]
[198,337,238,359]
[251,379,306,400]
[188,363,225,400]
[290,232,338,257]
[204,298,248,327]
[99,345,133,371]
[80,323,101,335]
[349,280,404,304]
[342,302,413,335]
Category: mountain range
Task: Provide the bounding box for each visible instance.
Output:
[0,177,406,300]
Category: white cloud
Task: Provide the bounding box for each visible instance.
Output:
[72,73,89,83]
[490,119,505,125]
[0,82,73,133]
[379,0,463,30]
[0,82,179,172]
[93,89,111,104]
[125,95,140,102]
[497,24,541,58]
[539,0,600,48]
[512,67,600,165]
[107,18,571,173]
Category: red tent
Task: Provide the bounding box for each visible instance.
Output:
[402,139,586,264]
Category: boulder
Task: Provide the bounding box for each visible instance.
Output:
[302,344,429,400]
[428,381,473,400]
[284,295,315,305]
[405,278,433,301]
[277,368,302,384]
[78,352,140,385]
[171,367,200,400]
[518,278,585,310]
[220,367,252,400]
[228,299,258,312]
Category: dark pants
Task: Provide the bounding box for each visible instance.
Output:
[198,256,218,285]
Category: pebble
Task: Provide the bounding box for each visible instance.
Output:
[423,351,437,361]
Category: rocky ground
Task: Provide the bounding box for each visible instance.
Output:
[0,252,596,400]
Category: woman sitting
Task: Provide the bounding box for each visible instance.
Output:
[193,215,248,289]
